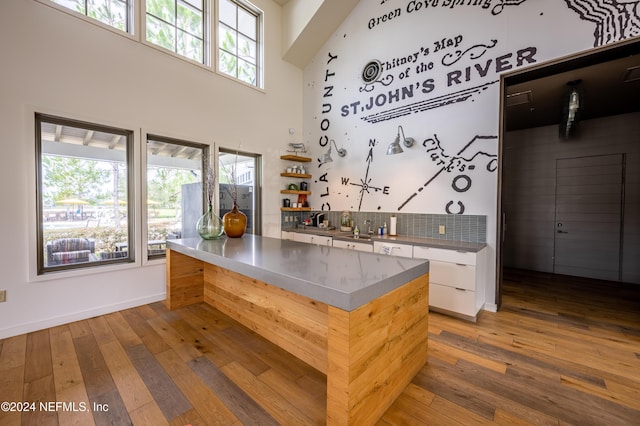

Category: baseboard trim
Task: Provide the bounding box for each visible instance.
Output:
[0,293,166,339]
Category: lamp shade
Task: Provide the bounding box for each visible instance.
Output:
[386,137,404,155]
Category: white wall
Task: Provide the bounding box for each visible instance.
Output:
[301,1,639,309]
[0,0,302,338]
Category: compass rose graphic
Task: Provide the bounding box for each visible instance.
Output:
[346,141,388,211]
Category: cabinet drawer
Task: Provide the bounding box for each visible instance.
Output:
[333,239,373,252]
[430,260,476,291]
[293,233,332,246]
[429,283,476,317]
[413,246,476,265]
[373,241,413,258]
[281,231,295,241]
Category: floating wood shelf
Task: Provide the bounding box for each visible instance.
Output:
[280,190,311,195]
[280,172,312,178]
[280,155,312,162]
[280,207,312,212]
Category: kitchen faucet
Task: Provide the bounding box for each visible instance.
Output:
[364,219,373,235]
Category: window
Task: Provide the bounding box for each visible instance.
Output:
[36,114,135,274]
[218,0,261,87]
[146,135,209,259]
[219,149,261,234]
[49,0,131,32]
[146,0,207,63]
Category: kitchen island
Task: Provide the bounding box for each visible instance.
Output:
[165,236,429,425]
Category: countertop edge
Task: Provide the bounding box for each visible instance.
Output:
[167,237,430,312]
[283,228,487,252]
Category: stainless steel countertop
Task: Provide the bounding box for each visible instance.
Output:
[167,235,429,312]
[283,227,486,252]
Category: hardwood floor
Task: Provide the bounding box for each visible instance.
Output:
[1,269,639,425]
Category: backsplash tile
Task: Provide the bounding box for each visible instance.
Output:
[281,211,487,243]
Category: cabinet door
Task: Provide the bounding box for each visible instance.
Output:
[293,233,313,244]
[312,236,333,246]
[429,283,476,317]
[429,260,476,291]
[413,246,476,265]
[373,241,413,258]
[281,231,295,241]
[294,233,332,246]
[333,239,374,252]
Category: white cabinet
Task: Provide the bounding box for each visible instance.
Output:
[373,241,413,258]
[333,239,374,252]
[413,246,486,321]
[293,232,332,246]
[281,231,295,241]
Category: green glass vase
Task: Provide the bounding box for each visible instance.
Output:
[196,204,224,239]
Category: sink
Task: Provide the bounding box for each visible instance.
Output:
[345,234,373,240]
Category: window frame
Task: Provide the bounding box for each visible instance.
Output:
[35,113,136,275]
[40,0,135,37]
[218,147,262,235]
[216,0,263,88]
[144,133,210,261]
[144,0,210,65]
[37,0,267,91]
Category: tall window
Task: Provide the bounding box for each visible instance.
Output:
[218,0,261,87]
[36,114,134,274]
[49,0,131,32]
[146,0,207,63]
[146,135,208,259]
[219,149,261,234]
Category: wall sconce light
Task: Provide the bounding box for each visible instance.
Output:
[386,125,415,155]
[319,139,347,165]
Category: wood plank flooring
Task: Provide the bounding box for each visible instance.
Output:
[1,269,639,425]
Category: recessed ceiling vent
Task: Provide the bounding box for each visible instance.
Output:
[506,90,532,107]
[623,65,640,83]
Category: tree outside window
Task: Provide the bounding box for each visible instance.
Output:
[36,114,134,274]
[146,0,206,63]
[218,0,261,87]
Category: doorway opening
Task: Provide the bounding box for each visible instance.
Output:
[497,39,640,309]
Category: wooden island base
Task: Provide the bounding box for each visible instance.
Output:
[166,249,429,425]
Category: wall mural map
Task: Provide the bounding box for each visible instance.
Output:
[313,0,639,213]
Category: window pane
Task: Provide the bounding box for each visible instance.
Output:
[147,14,176,52]
[177,1,203,37]
[238,7,256,40]
[219,0,236,28]
[238,59,256,85]
[88,0,127,31]
[238,33,256,63]
[217,0,261,87]
[178,30,203,62]
[147,0,206,63]
[147,0,176,23]
[146,136,207,259]
[37,116,133,273]
[219,50,237,77]
[51,0,130,32]
[219,25,237,53]
[52,0,85,14]
[219,151,260,235]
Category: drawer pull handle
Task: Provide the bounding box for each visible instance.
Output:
[455,263,467,266]
[455,288,466,291]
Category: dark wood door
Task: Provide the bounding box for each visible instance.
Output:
[554,154,624,281]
